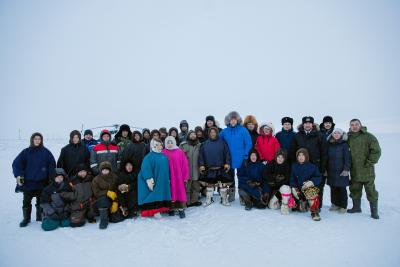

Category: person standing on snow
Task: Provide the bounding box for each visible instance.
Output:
[347,119,381,219]
[12,132,56,227]
[220,111,253,202]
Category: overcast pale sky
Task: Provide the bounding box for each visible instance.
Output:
[0,0,399,139]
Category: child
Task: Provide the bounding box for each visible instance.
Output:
[290,148,322,221]
[40,168,72,231]
[263,149,294,214]
[237,149,269,210]
[92,161,124,229]
[255,122,281,164]
[117,161,139,218]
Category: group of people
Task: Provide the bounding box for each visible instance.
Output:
[12,111,382,230]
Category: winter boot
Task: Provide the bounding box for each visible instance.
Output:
[228,187,235,202]
[19,207,31,227]
[178,209,186,219]
[168,210,176,216]
[370,201,379,219]
[329,204,340,212]
[188,201,202,207]
[239,189,252,210]
[203,187,214,207]
[220,188,230,206]
[35,204,42,222]
[98,208,109,230]
[347,199,362,213]
[311,211,321,221]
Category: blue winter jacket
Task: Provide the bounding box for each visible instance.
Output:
[220,124,252,169]
[290,162,321,189]
[12,146,56,191]
[237,161,269,199]
[327,140,351,187]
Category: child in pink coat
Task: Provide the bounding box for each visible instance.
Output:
[163,136,190,218]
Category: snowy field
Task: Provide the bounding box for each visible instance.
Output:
[0,134,398,267]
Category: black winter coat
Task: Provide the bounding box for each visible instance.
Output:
[57,143,90,176]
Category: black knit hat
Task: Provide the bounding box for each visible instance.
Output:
[281,117,293,125]
[322,116,333,124]
[206,115,215,122]
[302,116,314,124]
[84,129,93,136]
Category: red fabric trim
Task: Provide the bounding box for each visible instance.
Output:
[141,207,170,217]
[93,143,119,152]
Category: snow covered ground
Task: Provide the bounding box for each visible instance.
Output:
[0,134,398,267]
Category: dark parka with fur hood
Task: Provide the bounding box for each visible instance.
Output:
[326,132,351,187]
[57,130,90,176]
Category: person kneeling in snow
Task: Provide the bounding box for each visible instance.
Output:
[92,161,125,230]
[198,127,232,206]
[290,148,322,221]
[116,161,139,218]
[263,149,295,215]
[40,168,72,231]
[138,139,172,218]
[60,164,95,227]
[237,149,269,210]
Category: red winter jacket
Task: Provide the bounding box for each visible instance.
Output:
[255,134,281,162]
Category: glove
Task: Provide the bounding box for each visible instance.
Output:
[118,184,129,193]
[292,188,300,200]
[107,190,117,200]
[224,164,230,173]
[262,161,268,165]
[340,170,350,176]
[146,178,155,191]
[302,181,314,190]
[199,166,206,174]
[16,176,24,186]
[110,201,118,214]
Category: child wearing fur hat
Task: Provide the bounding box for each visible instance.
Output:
[327,128,351,213]
[276,117,296,152]
[204,115,222,139]
[163,136,190,218]
[243,115,259,146]
[113,124,133,152]
[237,149,269,210]
[138,139,172,218]
[40,168,72,231]
[92,161,124,229]
[255,122,281,164]
[290,148,322,221]
[263,149,293,215]
[116,161,139,218]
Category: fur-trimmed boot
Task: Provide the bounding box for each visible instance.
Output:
[203,187,214,207]
[220,188,230,206]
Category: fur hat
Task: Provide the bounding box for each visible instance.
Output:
[243,115,258,130]
[180,120,189,129]
[99,161,112,172]
[205,115,215,122]
[132,130,143,142]
[259,122,275,135]
[30,132,43,147]
[322,116,334,124]
[328,128,348,142]
[302,116,314,124]
[281,117,293,125]
[150,139,163,153]
[224,111,243,126]
[296,148,309,162]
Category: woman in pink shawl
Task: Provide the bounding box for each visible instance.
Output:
[163,136,190,218]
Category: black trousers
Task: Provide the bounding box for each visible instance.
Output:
[23,190,42,209]
[318,176,327,209]
[330,186,348,209]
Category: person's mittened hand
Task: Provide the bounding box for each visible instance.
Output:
[110,202,118,213]
[340,170,350,177]
[118,184,129,193]
[146,178,155,191]
[262,161,268,165]
[107,190,117,200]
[224,164,230,173]
[16,176,24,186]
[199,166,206,174]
